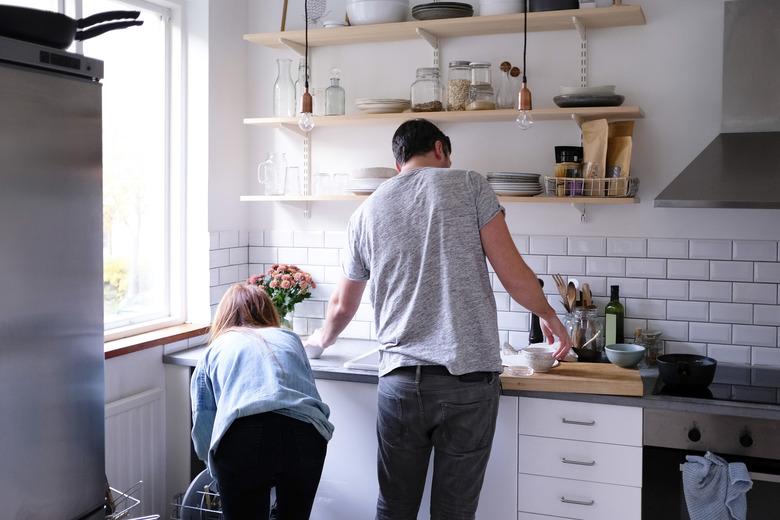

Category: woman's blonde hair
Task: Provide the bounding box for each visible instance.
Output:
[210,283,280,343]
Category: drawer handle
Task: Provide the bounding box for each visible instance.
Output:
[562,418,596,426]
[560,496,595,506]
[561,457,596,466]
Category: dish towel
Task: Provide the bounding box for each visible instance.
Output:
[682,451,753,520]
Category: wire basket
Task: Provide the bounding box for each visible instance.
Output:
[543,176,639,198]
[106,481,160,520]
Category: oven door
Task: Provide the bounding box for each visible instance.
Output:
[642,446,780,519]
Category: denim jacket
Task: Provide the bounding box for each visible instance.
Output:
[190,327,334,472]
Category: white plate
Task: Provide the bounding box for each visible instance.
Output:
[357,106,409,114]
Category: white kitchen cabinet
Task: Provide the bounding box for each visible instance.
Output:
[311,380,518,520]
[516,397,643,520]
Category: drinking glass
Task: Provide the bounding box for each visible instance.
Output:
[284,166,302,195]
[314,172,333,195]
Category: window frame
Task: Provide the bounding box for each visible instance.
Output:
[64,0,186,340]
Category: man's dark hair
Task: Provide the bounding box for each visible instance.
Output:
[391,119,451,165]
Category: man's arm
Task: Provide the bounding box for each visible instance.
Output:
[305,276,367,348]
[480,213,572,359]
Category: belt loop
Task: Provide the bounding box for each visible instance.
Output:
[415,365,422,383]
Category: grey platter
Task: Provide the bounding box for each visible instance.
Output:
[553,94,625,108]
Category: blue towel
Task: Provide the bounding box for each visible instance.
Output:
[682,452,753,520]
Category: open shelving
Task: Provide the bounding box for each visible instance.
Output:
[239,194,639,205]
[244,5,645,51]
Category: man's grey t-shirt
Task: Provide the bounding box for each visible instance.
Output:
[343,167,504,377]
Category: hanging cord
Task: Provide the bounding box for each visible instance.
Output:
[304,0,309,90]
[522,0,528,83]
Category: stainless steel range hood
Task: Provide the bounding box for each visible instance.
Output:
[655,0,780,209]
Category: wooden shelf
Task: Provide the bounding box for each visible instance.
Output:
[245,5,645,49]
[244,106,644,130]
[241,194,639,204]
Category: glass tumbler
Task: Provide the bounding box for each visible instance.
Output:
[284,166,302,195]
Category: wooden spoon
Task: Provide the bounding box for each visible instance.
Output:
[567,282,577,312]
[582,283,592,308]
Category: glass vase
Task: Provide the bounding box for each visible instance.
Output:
[273,58,296,118]
[281,312,294,330]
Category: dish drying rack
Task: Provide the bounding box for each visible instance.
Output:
[543,176,639,198]
[106,481,159,520]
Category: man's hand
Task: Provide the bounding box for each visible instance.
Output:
[304,328,329,349]
[540,315,572,360]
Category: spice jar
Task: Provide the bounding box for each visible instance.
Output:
[553,146,583,196]
[411,67,443,112]
[467,62,495,110]
[447,60,471,111]
[638,329,663,366]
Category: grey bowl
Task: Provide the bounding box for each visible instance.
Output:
[605,343,645,368]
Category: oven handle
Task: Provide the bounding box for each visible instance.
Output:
[679,465,780,484]
[749,472,780,484]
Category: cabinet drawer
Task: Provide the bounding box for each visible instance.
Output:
[517,397,642,446]
[519,513,575,520]
[518,473,641,520]
[518,434,642,487]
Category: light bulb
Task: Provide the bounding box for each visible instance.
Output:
[298,111,315,133]
[516,110,534,131]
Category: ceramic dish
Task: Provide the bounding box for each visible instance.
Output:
[605,343,645,368]
[412,2,473,20]
[559,85,616,96]
[553,94,625,108]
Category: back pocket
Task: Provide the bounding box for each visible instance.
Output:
[438,398,498,454]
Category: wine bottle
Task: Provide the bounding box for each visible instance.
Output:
[605,285,624,345]
[529,279,545,344]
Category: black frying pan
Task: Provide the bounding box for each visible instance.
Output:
[0,6,143,49]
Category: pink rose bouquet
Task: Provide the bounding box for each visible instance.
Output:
[248,264,317,326]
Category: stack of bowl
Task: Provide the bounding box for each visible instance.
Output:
[348,167,397,194]
[347,0,409,25]
[479,0,524,16]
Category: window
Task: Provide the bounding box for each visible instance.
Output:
[7,0,184,338]
[82,0,183,337]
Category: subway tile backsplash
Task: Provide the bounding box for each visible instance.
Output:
[211,232,780,368]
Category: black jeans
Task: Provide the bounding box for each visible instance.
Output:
[211,412,327,520]
[376,366,500,520]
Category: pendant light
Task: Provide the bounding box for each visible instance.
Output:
[516,0,533,130]
[298,0,315,132]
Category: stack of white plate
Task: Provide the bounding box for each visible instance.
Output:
[487,172,542,196]
[348,167,397,194]
[355,98,411,114]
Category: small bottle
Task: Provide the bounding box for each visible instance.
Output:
[528,279,545,345]
[605,285,625,345]
[325,68,345,116]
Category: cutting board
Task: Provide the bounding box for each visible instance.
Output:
[500,362,644,396]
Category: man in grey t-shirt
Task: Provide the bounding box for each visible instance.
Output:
[306,119,571,519]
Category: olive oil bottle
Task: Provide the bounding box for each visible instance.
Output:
[605,285,624,345]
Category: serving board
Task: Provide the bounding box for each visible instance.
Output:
[500,362,644,396]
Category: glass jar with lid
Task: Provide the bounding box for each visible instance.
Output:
[467,62,495,110]
[566,306,605,362]
[411,67,443,112]
[637,329,663,366]
[447,60,471,111]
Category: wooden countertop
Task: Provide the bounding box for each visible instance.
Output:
[500,362,644,397]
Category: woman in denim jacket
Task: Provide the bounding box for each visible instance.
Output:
[191,283,334,519]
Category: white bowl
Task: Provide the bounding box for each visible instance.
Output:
[479,0,523,16]
[522,346,557,373]
[350,167,398,179]
[347,0,409,25]
[304,344,324,359]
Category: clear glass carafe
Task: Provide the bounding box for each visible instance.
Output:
[325,68,345,116]
[566,307,605,362]
[256,152,286,195]
[273,58,295,117]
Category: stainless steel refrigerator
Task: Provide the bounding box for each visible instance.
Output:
[0,36,106,520]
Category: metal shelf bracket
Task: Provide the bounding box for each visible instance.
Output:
[571,202,588,223]
[572,16,588,88]
[416,28,439,67]
[278,37,306,56]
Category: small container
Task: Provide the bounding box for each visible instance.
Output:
[447,60,471,111]
[639,329,663,366]
[467,84,496,110]
[553,145,584,196]
[566,306,605,362]
[469,61,493,86]
[411,67,444,112]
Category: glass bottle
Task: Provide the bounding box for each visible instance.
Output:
[294,58,310,113]
[447,60,471,111]
[605,285,625,345]
[325,68,345,116]
[273,58,296,118]
[528,279,545,344]
[411,67,444,112]
[496,61,515,109]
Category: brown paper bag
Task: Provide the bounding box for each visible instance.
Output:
[606,136,633,196]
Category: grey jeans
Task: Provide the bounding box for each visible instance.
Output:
[376,366,501,520]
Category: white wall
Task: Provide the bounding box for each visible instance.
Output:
[232,0,780,239]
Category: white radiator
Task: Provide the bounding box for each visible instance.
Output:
[105,387,165,517]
